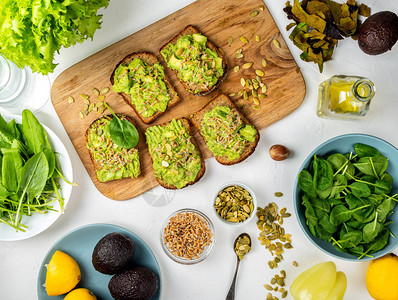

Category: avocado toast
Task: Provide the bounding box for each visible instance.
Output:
[160,25,227,95]
[190,94,260,165]
[111,52,180,124]
[86,114,141,182]
[145,118,205,189]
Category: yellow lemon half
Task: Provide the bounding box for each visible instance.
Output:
[45,250,81,296]
[64,288,97,300]
[366,253,398,300]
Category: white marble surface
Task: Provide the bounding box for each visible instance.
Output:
[1,0,398,299]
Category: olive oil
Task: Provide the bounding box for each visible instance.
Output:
[317,75,375,119]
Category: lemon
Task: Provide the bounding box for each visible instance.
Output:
[64,288,97,300]
[366,253,398,300]
[45,250,81,296]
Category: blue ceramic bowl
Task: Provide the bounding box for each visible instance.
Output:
[37,223,161,299]
[294,134,398,261]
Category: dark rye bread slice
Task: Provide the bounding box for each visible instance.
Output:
[146,117,205,189]
[110,51,180,124]
[86,114,141,182]
[159,25,227,96]
[190,94,260,165]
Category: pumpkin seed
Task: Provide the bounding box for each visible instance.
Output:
[101,87,110,94]
[258,93,267,99]
[251,10,259,17]
[88,103,95,112]
[262,84,268,93]
[252,89,258,98]
[253,97,260,105]
[293,261,298,267]
[273,39,281,49]
[236,48,243,54]
[236,53,244,59]
[92,88,100,96]
[228,36,233,45]
[233,66,240,72]
[243,91,248,101]
[97,95,105,101]
[264,284,273,291]
[80,94,89,100]
[255,69,265,77]
[255,35,261,42]
[251,105,260,110]
[259,5,264,11]
[240,78,246,87]
[79,112,84,119]
[228,93,236,97]
[243,62,253,69]
[238,90,244,96]
[176,47,184,56]
[235,235,251,260]
[240,36,248,43]
[262,58,267,67]
[274,192,283,197]
[282,291,288,298]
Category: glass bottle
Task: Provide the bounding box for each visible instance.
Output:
[317,75,375,120]
[0,53,51,114]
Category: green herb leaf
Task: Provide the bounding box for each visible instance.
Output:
[104,103,139,149]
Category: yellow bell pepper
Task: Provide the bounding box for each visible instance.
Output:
[290,261,347,300]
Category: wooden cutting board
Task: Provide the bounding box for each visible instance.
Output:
[51,0,306,200]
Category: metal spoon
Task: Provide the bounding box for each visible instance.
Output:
[226,233,252,300]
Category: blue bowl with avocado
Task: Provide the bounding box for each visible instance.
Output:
[294,133,398,261]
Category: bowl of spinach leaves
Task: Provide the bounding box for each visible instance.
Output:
[294,133,398,261]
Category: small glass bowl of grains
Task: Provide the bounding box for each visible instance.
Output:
[161,208,215,264]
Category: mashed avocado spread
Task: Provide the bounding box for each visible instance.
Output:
[160,33,224,94]
[112,58,171,118]
[145,119,201,189]
[86,116,140,182]
[201,106,257,160]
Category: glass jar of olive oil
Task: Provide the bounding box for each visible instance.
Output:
[317,75,375,120]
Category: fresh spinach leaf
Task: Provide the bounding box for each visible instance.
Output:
[104,103,139,149]
[314,207,338,234]
[354,143,381,158]
[374,179,392,195]
[22,109,51,154]
[349,182,371,198]
[330,205,352,226]
[363,215,383,243]
[19,152,49,201]
[43,148,55,179]
[302,195,318,226]
[338,230,362,248]
[1,148,23,192]
[313,156,333,191]
[15,152,49,224]
[354,157,388,178]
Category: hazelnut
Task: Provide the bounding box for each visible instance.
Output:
[269,144,291,161]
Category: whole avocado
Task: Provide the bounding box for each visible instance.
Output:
[358,11,398,55]
[108,266,159,300]
[92,232,135,275]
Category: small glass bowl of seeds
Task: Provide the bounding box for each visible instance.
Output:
[213,181,257,226]
[160,208,215,264]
